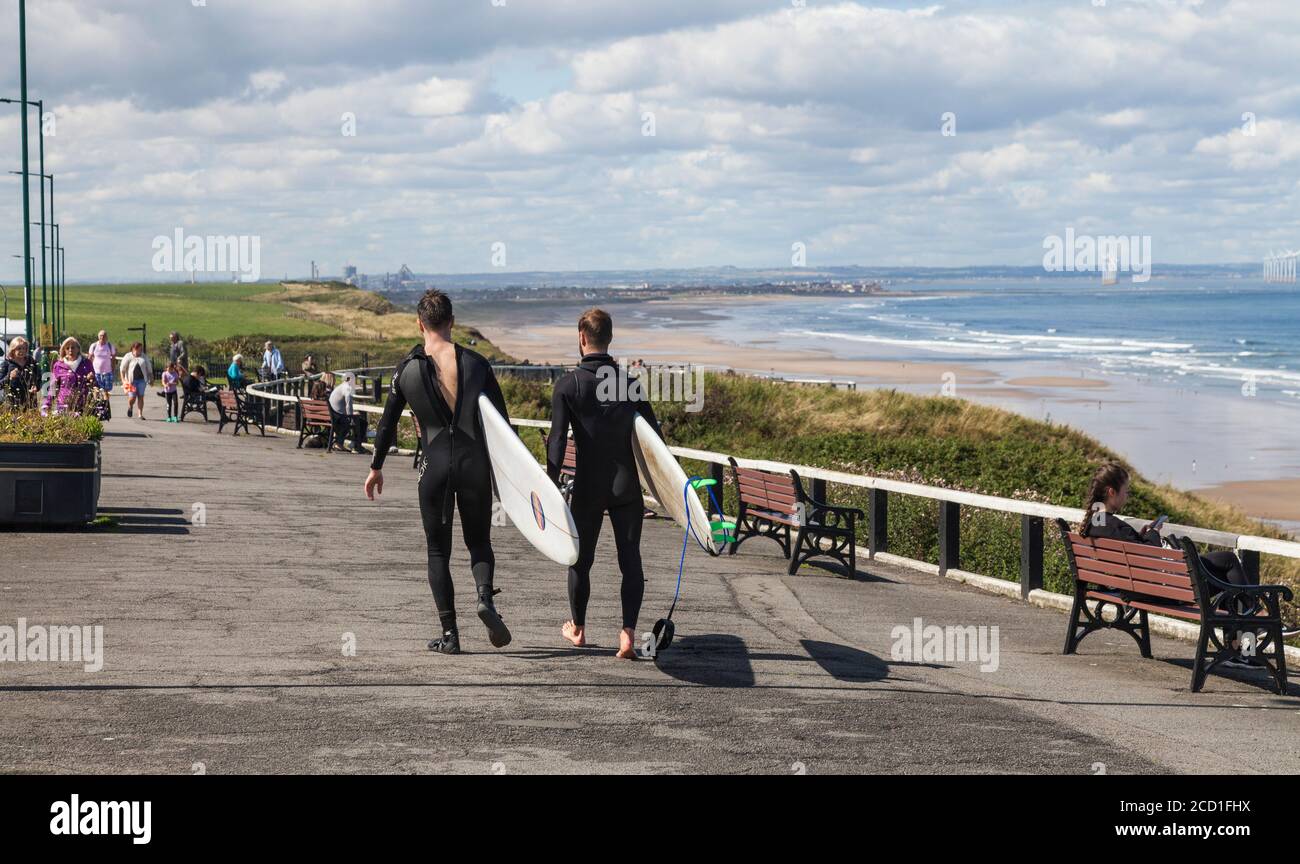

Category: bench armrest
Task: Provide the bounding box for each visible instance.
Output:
[1202,571,1293,604]
[806,499,864,518]
[802,500,864,529]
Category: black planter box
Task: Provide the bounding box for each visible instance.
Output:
[0,441,101,526]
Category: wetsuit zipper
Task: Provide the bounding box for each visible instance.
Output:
[440,346,462,527]
[443,424,455,525]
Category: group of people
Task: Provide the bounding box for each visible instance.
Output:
[226,341,289,390]
[7,328,211,421]
[364,289,657,659]
[72,330,189,421]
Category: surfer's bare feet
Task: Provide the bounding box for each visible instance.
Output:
[616,627,636,659]
[562,620,586,647]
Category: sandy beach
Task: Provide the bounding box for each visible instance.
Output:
[485,321,1002,389]
[1197,479,1300,527]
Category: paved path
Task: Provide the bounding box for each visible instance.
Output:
[1,392,1297,774]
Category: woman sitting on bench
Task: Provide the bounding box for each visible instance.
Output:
[1079,462,1267,664]
[1079,462,1252,589]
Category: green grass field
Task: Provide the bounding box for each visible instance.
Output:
[61,281,514,380]
[65,283,341,344]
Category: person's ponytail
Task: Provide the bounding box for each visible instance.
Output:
[1078,462,1130,536]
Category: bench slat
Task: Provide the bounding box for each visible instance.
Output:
[1126,564,1194,590]
[1070,542,1129,566]
[1075,557,1138,581]
[737,482,796,509]
[1121,599,1201,621]
[1083,535,1184,561]
[1126,578,1195,604]
[1075,564,1133,592]
[1123,552,1191,575]
[748,507,797,526]
[737,469,796,491]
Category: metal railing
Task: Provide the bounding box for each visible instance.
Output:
[246,366,1300,598]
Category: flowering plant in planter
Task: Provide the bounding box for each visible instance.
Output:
[0,409,103,444]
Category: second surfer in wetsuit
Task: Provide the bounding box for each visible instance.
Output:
[548,308,659,659]
[365,288,512,655]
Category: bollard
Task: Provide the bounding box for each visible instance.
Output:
[939,501,960,576]
[1020,515,1044,599]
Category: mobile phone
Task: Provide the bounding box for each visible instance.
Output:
[1149,514,1169,532]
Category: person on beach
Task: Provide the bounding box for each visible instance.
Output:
[161,361,181,422]
[364,288,512,655]
[1078,462,1259,663]
[328,371,368,454]
[87,330,116,393]
[227,354,249,391]
[41,337,94,416]
[118,342,153,420]
[1,336,40,411]
[548,308,660,659]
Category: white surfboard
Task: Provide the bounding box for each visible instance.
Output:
[478,394,580,566]
[631,413,719,555]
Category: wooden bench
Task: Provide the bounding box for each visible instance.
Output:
[728,458,863,576]
[297,398,335,450]
[217,388,265,437]
[539,431,578,503]
[1057,519,1292,693]
[179,383,210,422]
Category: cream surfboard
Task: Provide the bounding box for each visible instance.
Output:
[631,414,718,555]
[479,394,580,566]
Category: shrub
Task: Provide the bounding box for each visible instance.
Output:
[0,410,104,444]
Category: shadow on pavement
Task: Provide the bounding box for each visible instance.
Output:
[800,639,890,682]
[655,633,756,687]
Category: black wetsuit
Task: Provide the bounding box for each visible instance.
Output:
[548,354,659,631]
[372,343,509,634]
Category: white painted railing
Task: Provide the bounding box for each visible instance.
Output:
[246,368,1300,589]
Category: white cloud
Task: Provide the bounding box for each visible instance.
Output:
[2,0,1299,280]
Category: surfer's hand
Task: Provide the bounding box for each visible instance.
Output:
[364,469,383,500]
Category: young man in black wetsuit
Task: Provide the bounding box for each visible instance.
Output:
[548,308,659,659]
[364,289,511,655]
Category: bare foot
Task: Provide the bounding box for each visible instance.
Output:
[561,620,586,647]
[616,627,636,659]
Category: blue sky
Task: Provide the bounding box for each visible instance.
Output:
[0,0,1297,282]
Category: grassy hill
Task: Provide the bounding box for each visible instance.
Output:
[497,372,1300,624]
[64,281,514,376]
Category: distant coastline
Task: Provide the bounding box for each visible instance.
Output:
[460,283,1300,536]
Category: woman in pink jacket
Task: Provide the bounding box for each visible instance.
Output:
[41,337,95,416]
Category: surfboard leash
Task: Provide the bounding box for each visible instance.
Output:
[660,475,733,631]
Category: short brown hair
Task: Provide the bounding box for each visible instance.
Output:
[578,308,612,351]
[417,288,454,331]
